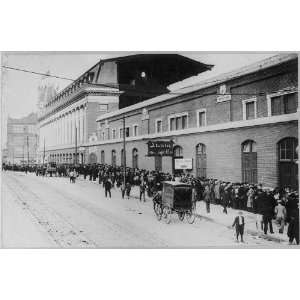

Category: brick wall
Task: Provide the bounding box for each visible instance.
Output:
[92,121,297,187]
[99,66,297,140]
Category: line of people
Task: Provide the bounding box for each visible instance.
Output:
[4,162,299,244]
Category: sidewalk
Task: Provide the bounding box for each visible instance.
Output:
[78,177,290,244]
[129,186,290,244]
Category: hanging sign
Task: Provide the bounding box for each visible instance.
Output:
[175,158,193,170]
[217,84,231,102]
[147,140,174,156]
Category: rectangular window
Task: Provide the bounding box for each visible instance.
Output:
[170,118,175,131]
[269,91,297,116]
[101,131,105,140]
[112,129,116,139]
[169,113,188,131]
[175,117,181,130]
[119,128,123,139]
[156,119,162,133]
[246,102,255,120]
[125,127,130,137]
[197,109,207,127]
[283,93,297,114]
[242,98,257,120]
[133,125,138,137]
[271,96,282,116]
[182,115,187,129]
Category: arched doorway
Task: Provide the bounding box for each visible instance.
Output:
[196,143,207,178]
[278,137,298,189]
[172,145,183,175]
[132,148,138,169]
[89,152,97,164]
[100,150,105,164]
[241,140,257,184]
[111,150,116,167]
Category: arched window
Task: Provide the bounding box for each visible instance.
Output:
[111,150,116,167]
[196,143,206,155]
[132,148,138,169]
[278,137,298,189]
[241,140,257,184]
[172,145,183,175]
[196,143,207,178]
[242,140,257,153]
[278,137,298,161]
[88,152,97,164]
[173,145,183,157]
[101,150,105,164]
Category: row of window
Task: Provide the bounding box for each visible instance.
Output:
[97,148,139,169]
[96,137,297,170]
[97,91,297,140]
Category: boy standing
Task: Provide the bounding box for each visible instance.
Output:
[232,211,245,243]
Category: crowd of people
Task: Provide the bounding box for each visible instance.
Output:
[3,162,299,244]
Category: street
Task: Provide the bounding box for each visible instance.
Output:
[1,171,285,248]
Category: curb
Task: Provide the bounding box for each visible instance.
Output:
[195,213,287,244]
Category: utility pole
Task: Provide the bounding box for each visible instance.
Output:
[27,135,29,167]
[22,144,25,165]
[123,114,126,188]
[43,138,45,165]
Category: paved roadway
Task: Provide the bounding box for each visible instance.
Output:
[1,171,283,248]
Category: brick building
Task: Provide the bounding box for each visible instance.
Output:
[37,54,211,164]
[89,53,298,189]
[6,112,39,165]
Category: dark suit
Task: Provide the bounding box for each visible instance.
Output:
[232,216,245,241]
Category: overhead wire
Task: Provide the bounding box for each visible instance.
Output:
[1,64,294,98]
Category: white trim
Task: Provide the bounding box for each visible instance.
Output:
[119,127,123,139]
[242,97,257,121]
[132,124,139,137]
[168,112,189,132]
[155,118,163,133]
[196,108,207,127]
[267,87,297,117]
[83,113,297,148]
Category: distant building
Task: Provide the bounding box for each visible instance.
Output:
[6,113,39,164]
[2,148,8,164]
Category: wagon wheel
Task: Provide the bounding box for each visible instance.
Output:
[154,203,163,221]
[185,210,196,224]
[163,207,171,224]
[178,211,185,221]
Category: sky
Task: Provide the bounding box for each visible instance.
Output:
[1,52,277,147]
